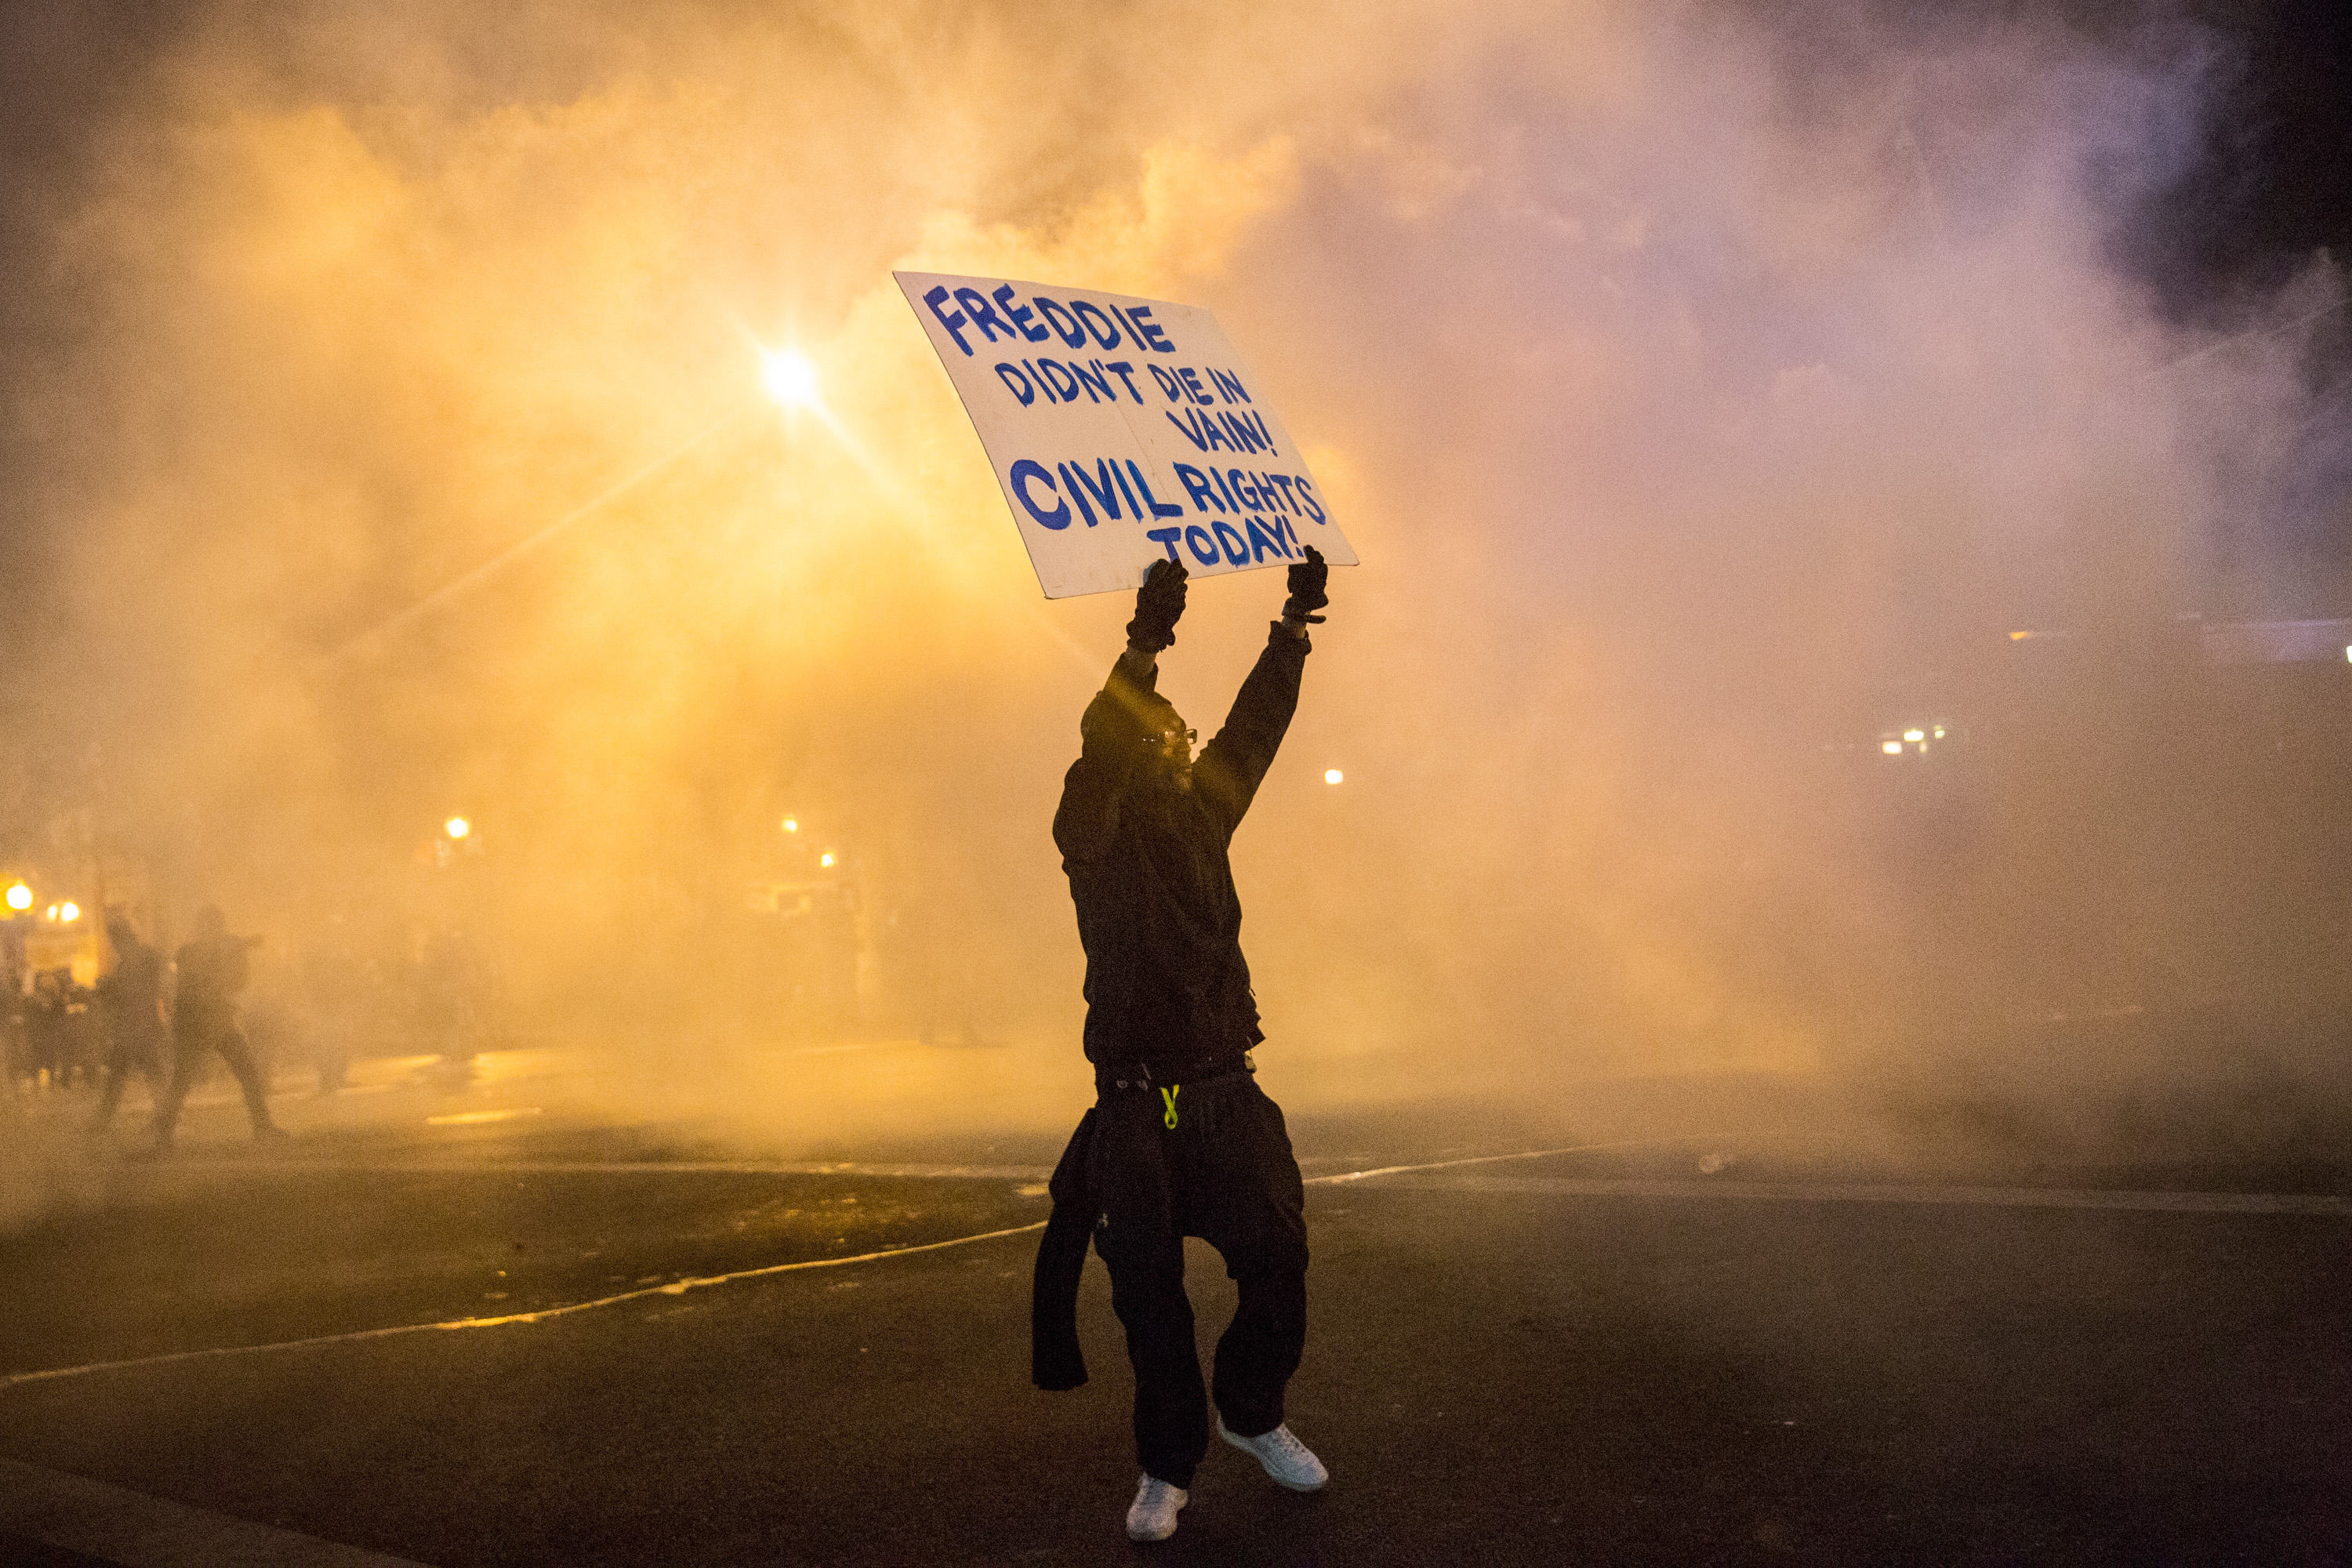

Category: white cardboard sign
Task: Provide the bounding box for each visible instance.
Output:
[895,270,1359,599]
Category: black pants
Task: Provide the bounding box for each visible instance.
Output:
[154,1012,274,1143]
[93,1027,167,1125]
[1087,1075,1308,1489]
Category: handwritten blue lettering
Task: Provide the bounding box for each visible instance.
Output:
[1124,461,1186,518]
[923,286,974,356]
[1033,297,1087,348]
[1010,459,1070,530]
[993,363,1036,405]
[993,284,1047,343]
[954,287,1014,345]
[1070,301,1122,350]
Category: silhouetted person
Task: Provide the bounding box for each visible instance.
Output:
[153,905,283,1150]
[93,916,169,1129]
[418,925,485,1078]
[25,969,72,1087]
[1037,548,1333,1542]
[301,919,364,1094]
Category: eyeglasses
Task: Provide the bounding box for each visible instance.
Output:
[1146,728,1199,749]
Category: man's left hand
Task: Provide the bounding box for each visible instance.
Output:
[1282,546,1328,626]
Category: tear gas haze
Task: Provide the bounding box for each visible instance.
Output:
[2,0,2347,1190]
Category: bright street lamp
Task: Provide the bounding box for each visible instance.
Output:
[760,348,820,409]
[445,816,471,840]
[4,881,28,912]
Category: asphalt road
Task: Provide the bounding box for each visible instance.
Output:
[3,1055,2349,1565]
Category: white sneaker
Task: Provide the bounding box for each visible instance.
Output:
[1218,1417,1328,1491]
[1126,1475,1189,1541]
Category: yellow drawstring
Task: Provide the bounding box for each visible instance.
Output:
[1159,1084,1180,1129]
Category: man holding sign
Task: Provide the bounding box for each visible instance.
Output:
[1043,548,1331,1542]
[899,271,1349,1540]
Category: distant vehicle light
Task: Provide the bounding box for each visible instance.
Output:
[1324,769,1344,785]
[1902,729,1925,742]
[1932,726,1946,739]
[4,882,28,911]
[1882,741,1904,755]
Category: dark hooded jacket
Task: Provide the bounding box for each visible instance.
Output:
[1035,622,1308,1388]
[1052,624,1308,1088]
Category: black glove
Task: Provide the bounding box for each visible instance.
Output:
[1282,545,1329,625]
[1127,557,1188,651]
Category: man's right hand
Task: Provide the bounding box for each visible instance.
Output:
[1127,557,1189,652]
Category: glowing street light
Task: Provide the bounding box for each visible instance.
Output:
[5,882,28,912]
[1882,741,1904,755]
[57,901,79,923]
[760,347,821,409]
[445,816,471,840]
[781,816,800,834]
[1323,769,1345,785]
[818,851,837,869]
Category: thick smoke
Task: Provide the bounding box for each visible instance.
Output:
[2,0,2344,1162]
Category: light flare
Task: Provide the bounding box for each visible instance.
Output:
[760,347,822,409]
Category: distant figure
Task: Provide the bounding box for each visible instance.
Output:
[153,905,284,1150]
[300,919,365,1094]
[1035,549,1333,1543]
[93,915,169,1128]
[24,970,73,1087]
[417,925,485,1077]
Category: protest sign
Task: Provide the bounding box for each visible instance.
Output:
[895,270,1359,599]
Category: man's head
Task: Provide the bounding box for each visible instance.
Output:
[106,913,140,950]
[1135,697,1195,793]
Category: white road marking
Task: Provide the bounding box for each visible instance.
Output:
[1308,1136,1721,1185]
[1359,1173,2352,1214]
[9,1136,2341,1398]
[0,1221,1047,1393]
[199,1159,1061,1180]
[0,1455,434,1566]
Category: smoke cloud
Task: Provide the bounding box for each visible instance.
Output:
[2,0,2345,1159]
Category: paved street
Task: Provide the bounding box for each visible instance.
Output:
[3,1047,2350,1564]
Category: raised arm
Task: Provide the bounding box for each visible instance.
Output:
[1195,546,1327,836]
[1053,561,1189,868]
